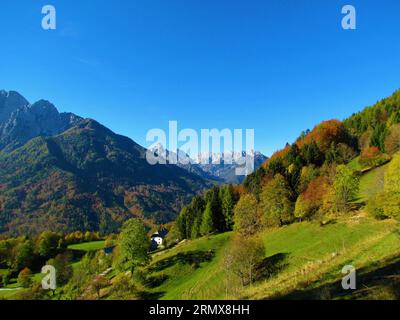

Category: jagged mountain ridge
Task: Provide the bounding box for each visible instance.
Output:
[0,91,209,236]
[150,143,268,184]
[0,90,82,152]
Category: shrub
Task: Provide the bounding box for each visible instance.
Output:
[17,267,32,288]
[366,192,387,220]
[359,146,389,168]
[223,235,265,287]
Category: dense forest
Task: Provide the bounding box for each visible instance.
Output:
[173,90,400,241]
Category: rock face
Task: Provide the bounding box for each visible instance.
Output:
[0,91,82,152]
[0,90,29,123]
[0,90,209,236]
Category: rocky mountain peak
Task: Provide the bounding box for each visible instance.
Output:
[0,90,82,152]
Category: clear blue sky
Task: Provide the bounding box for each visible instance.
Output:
[1,0,399,156]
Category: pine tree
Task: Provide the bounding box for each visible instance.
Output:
[191,217,200,239]
[200,202,214,235]
[220,185,235,230]
[205,186,225,232]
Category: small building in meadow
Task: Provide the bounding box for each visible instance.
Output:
[150,228,168,251]
[151,232,163,246]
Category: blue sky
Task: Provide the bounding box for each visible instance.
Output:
[1,0,400,156]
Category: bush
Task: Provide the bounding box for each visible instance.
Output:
[46,253,73,285]
[367,191,400,220]
[108,273,138,300]
[2,271,11,287]
[223,235,265,287]
[17,267,32,288]
[359,146,389,168]
[15,283,48,300]
[366,193,387,220]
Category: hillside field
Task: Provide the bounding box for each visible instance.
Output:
[144,215,399,300]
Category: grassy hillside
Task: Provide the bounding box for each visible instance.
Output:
[67,240,106,252]
[144,216,399,300]
[146,232,231,300]
[347,156,389,204]
[245,216,399,299]
[141,159,399,300]
[357,163,388,203]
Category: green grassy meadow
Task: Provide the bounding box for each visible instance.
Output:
[67,241,105,252]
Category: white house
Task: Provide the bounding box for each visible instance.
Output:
[151,232,163,247]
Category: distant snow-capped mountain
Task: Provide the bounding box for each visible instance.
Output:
[149,144,268,184]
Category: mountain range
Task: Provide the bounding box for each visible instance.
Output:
[149,143,268,184]
[0,90,266,236]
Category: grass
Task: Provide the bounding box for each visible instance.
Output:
[145,232,232,300]
[67,240,105,252]
[356,163,388,203]
[347,156,362,171]
[244,216,400,300]
[0,288,20,299]
[141,214,400,300]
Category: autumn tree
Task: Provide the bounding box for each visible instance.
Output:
[295,176,329,220]
[233,194,261,236]
[359,146,388,167]
[91,275,110,299]
[259,174,294,226]
[298,120,351,153]
[385,124,400,155]
[333,165,359,212]
[298,165,319,193]
[223,235,265,287]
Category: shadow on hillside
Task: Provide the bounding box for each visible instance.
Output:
[67,249,87,261]
[144,274,169,288]
[136,290,165,300]
[255,253,289,281]
[148,250,215,273]
[271,255,400,300]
